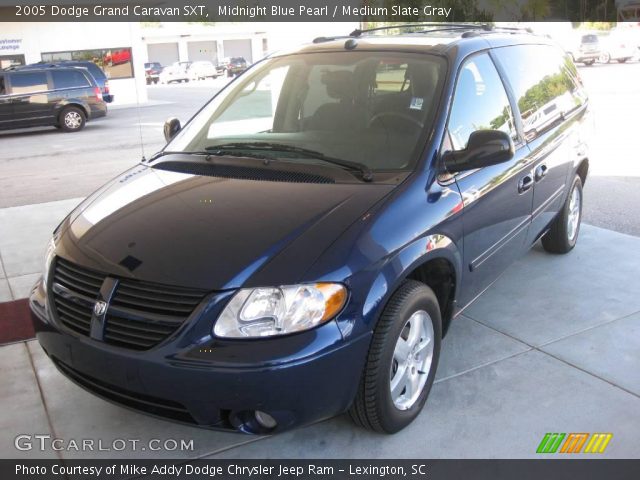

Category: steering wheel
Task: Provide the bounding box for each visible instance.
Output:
[368,111,424,130]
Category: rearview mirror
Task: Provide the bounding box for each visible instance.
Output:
[442,130,514,173]
[163,117,181,143]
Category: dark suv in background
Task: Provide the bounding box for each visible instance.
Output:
[0,67,106,132]
[31,24,590,434]
[220,56,248,76]
[15,60,114,103]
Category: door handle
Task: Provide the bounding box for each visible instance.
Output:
[518,174,533,194]
[535,164,548,182]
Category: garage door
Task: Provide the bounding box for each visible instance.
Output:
[222,39,252,63]
[188,41,217,63]
[147,43,179,67]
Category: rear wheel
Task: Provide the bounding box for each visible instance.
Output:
[59,106,86,132]
[542,175,583,254]
[349,280,441,433]
[583,60,595,66]
[618,58,629,63]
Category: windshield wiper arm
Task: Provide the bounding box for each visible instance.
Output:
[207,142,373,182]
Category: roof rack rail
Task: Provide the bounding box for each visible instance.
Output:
[349,23,534,38]
[349,23,490,37]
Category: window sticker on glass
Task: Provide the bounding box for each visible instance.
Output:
[410,97,424,110]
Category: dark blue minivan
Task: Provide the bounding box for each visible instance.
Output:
[30,25,590,434]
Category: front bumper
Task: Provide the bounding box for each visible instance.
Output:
[29,278,369,433]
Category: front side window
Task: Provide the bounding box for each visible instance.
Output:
[166,52,446,172]
[447,53,517,152]
[9,72,48,94]
[492,45,587,142]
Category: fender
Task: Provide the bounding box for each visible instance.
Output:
[335,233,462,338]
[53,98,90,118]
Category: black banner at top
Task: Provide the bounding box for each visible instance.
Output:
[0,0,639,22]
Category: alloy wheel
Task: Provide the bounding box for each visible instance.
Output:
[64,111,82,130]
[567,185,581,242]
[389,310,435,410]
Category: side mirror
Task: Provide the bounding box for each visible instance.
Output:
[163,117,181,143]
[442,130,514,173]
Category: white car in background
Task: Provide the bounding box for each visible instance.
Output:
[188,61,220,81]
[159,62,191,84]
[599,29,637,63]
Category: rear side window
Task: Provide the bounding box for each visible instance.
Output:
[447,53,517,151]
[492,45,587,142]
[9,72,48,94]
[51,70,91,89]
[84,63,106,81]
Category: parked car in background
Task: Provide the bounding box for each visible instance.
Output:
[219,56,248,76]
[159,62,191,84]
[144,62,162,84]
[567,33,601,65]
[188,61,219,81]
[13,60,113,103]
[0,67,106,132]
[30,25,590,435]
[599,30,636,63]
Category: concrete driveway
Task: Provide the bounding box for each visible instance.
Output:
[2,224,639,459]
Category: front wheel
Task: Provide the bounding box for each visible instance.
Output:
[59,106,86,132]
[542,175,583,254]
[599,52,611,64]
[349,280,441,433]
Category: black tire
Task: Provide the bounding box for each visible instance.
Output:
[542,175,583,254]
[58,106,86,132]
[618,58,628,63]
[584,60,595,66]
[349,280,442,433]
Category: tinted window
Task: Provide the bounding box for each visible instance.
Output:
[0,76,5,95]
[493,45,587,142]
[51,70,90,89]
[448,53,517,151]
[581,35,598,43]
[9,72,48,94]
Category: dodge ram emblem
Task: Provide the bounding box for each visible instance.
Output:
[93,301,107,316]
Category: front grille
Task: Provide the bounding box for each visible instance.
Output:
[53,358,197,424]
[50,258,208,351]
[52,258,105,336]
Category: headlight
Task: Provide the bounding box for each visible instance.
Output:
[214,283,347,338]
[42,238,56,289]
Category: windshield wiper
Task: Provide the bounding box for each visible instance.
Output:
[205,142,373,182]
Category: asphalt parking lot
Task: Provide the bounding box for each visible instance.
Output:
[1,62,639,235]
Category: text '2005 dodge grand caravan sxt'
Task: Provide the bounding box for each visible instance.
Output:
[30,25,590,434]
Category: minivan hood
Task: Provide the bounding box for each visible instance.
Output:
[58,165,394,290]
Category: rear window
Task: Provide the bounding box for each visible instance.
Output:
[231,57,245,63]
[581,35,598,43]
[51,69,91,89]
[9,72,48,94]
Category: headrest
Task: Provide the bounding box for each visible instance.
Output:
[321,70,355,101]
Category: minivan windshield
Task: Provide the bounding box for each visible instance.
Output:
[165,52,446,172]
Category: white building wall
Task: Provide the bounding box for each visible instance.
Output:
[0,22,147,106]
